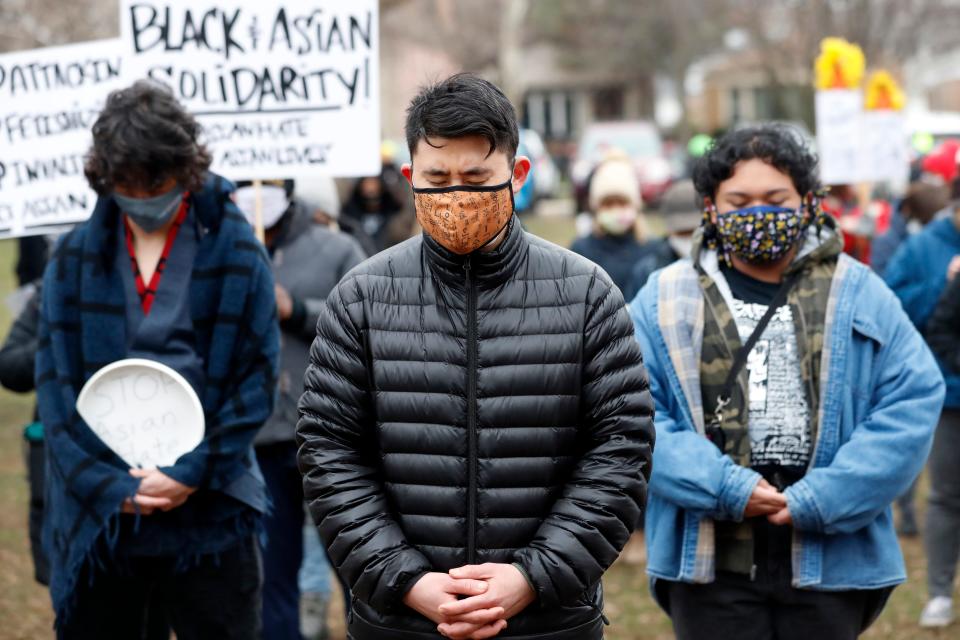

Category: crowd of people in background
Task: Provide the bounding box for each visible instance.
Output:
[0,72,958,640]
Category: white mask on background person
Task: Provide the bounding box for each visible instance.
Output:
[596,205,638,236]
[667,234,694,259]
[234,185,290,229]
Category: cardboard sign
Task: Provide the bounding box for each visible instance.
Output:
[815,90,863,185]
[77,358,205,469]
[0,39,124,239]
[120,0,381,180]
[860,110,909,184]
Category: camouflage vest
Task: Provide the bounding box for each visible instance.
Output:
[698,232,841,575]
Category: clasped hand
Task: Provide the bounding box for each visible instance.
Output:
[121,468,196,515]
[403,563,536,639]
[745,478,792,525]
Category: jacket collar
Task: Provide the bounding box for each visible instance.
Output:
[423,215,528,288]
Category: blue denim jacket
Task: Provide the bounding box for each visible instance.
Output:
[629,251,944,594]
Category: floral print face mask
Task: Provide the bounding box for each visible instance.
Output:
[714,204,807,265]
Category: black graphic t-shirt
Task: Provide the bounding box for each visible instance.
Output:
[721,265,812,488]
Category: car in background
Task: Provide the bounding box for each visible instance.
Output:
[520,128,560,201]
[571,121,671,211]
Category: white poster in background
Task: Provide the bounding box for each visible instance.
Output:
[0,39,124,240]
[815,90,863,185]
[860,110,909,185]
[119,0,381,181]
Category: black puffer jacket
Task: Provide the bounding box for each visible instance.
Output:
[297,218,655,639]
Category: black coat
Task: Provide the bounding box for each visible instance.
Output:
[569,232,649,301]
[927,274,960,374]
[297,218,655,639]
[0,282,40,393]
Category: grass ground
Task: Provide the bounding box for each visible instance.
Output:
[0,221,954,638]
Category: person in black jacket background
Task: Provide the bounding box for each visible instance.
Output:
[0,283,48,585]
[297,73,655,640]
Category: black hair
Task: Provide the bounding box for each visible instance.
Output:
[405,73,519,163]
[84,80,212,195]
[692,124,821,201]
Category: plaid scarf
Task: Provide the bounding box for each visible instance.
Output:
[698,224,841,574]
[35,174,279,625]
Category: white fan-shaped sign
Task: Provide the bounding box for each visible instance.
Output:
[76,358,205,468]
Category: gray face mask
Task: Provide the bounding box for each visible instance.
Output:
[114,187,185,232]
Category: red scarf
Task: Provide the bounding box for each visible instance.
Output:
[122,196,189,314]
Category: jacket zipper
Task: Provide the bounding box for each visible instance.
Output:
[464,258,479,564]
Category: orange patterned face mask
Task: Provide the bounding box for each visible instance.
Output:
[413,180,514,255]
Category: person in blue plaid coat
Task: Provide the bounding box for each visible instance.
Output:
[36,80,279,639]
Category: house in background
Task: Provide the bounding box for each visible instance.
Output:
[379,1,656,158]
[685,48,813,135]
[517,43,655,146]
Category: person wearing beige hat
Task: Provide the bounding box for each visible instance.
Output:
[570,156,649,298]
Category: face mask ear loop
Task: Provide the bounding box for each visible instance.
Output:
[703,201,730,266]
[812,188,829,238]
[478,182,516,253]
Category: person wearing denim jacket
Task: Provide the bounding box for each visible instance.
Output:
[630,126,945,640]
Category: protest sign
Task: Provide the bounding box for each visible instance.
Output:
[77,358,205,469]
[120,0,381,180]
[0,39,123,239]
[860,110,909,184]
[861,70,909,184]
[815,89,863,185]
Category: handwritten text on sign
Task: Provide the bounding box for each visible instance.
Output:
[816,90,863,185]
[0,40,124,239]
[816,90,909,185]
[120,0,381,179]
[860,111,909,184]
[82,366,204,469]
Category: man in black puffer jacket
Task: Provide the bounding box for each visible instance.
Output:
[297,74,655,640]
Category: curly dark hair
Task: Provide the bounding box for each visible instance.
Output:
[84,80,211,195]
[692,124,821,201]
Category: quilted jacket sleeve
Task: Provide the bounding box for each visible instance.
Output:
[297,277,432,613]
[513,271,655,608]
